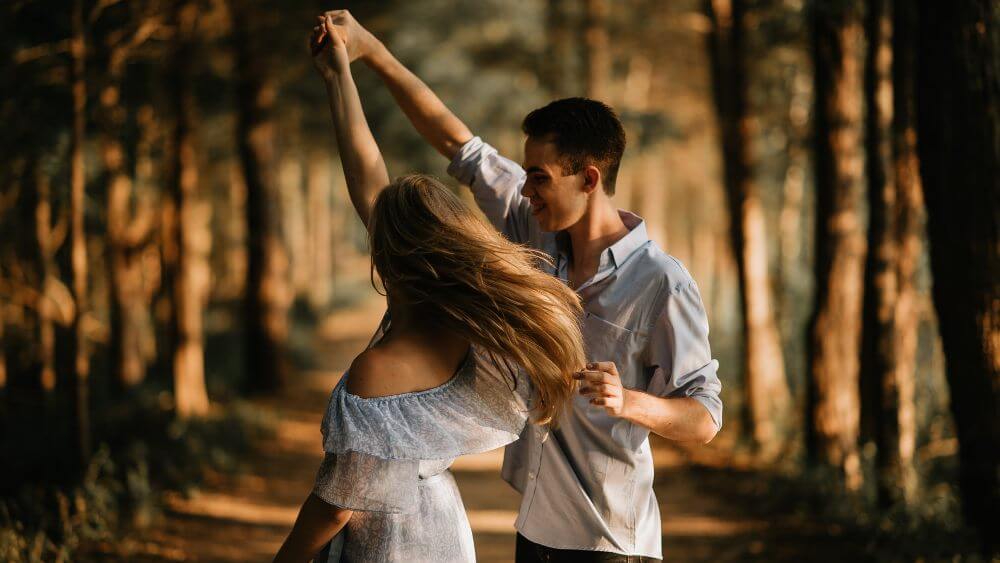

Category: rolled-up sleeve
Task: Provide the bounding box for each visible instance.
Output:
[447,136,532,244]
[644,280,723,430]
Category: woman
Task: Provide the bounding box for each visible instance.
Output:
[273,17,586,563]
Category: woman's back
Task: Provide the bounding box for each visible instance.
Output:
[345,326,470,400]
[314,314,531,562]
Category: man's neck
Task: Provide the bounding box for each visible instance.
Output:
[564,199,629,283]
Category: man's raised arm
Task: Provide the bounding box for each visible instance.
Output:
[321,10,473,160]
[367,46,474,159]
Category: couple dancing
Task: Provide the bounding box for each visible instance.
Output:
[275,11,723,563]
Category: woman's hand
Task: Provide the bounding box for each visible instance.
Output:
[311,15,350,83]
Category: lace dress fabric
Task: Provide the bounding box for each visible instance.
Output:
[313,314,529,562]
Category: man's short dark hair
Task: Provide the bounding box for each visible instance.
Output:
[521,97,627,196]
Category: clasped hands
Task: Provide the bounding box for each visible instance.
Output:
[310,10,379,81]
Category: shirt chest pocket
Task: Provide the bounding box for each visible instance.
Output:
[581,312,648,390]
[576,313,650,482]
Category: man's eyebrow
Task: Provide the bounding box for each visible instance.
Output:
[524,166,547,175]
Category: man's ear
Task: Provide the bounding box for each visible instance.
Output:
[582,166,601,194]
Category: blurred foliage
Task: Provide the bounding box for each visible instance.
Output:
[0,401,272,561]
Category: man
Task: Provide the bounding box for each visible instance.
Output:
[322,10,723,562]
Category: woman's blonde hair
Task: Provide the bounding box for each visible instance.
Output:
[368,174,585,425]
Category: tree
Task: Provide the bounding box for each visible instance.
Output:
[306,152,333,311]
[69,0,91,467]
[706,0,792,459]
[0,284,6,392]
[544,0,577,98]
[914,0,999,552]
[582,0,610,101]
[233,0,290,393]
[33,160,59,393]
[859,0,922,509]
[167,0,210,418]
[99,5,160,390]
[806,0,866,490]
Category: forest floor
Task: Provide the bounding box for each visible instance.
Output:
[104,293,875,563]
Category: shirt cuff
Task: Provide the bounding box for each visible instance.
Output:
[447,135,486,186]
[689,392,723,432]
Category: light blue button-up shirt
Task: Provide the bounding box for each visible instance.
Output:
[448,137,723,559]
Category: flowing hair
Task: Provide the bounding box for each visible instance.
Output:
[368,174,585,425]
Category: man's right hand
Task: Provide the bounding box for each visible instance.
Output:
[318,9,381,64]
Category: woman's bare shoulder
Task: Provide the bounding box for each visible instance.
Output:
[344,347,429,399]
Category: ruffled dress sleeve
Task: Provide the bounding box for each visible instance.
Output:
[311,343,529,514]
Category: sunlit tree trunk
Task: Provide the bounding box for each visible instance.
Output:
[614,55,652,214]
[583,0,609,101]
[101,65,157,390]
[168,0,210,418]
[545,0,576,97]
[860,0,921,509]
[706,0,791,459]
[885,0,922,510]
[69,0,91,467]
[221,162,248,300]
[33,162,57,394]
[134,106,164,366]
[0,290,6,391]
[234,1,289,393]
[914,0,999,552]
[807,0,866,490]
[307,152,333,311]
[279,151,308,296]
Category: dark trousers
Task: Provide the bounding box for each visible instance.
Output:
[515,533,661,563]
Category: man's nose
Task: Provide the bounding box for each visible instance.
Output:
[520,182,534,198]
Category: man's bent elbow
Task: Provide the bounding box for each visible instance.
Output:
[699,412,721,445]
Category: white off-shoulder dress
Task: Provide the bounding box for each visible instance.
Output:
[312,316,529,562]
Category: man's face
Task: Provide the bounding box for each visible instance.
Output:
[521,136,589,232]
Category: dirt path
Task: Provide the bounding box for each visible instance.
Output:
[119,296,870,562]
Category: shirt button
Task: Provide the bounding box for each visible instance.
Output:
[528,471,536,480]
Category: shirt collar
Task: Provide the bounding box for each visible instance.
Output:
[607,210,649,268]
[555,210,650,277]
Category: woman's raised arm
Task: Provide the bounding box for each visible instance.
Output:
[311,15,389,230]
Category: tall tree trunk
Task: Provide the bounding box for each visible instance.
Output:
[706,0,791,459]
[807,0,866,490]
[914,0,999,552]
[102,71,156,390]
[34,162,57,393]
[545,0,576,97]
[279,152,308,296]
[582,0,610,101]
[614,55,652,214]
[134,106,162,367]
[69,0,91,468]
[234,2,289,393]
[307,152,333,311]
[884,0,922,511]
[0,289,6,391]
[168,1,210,418]
[861,0,921,509]
[219,161,247,300]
